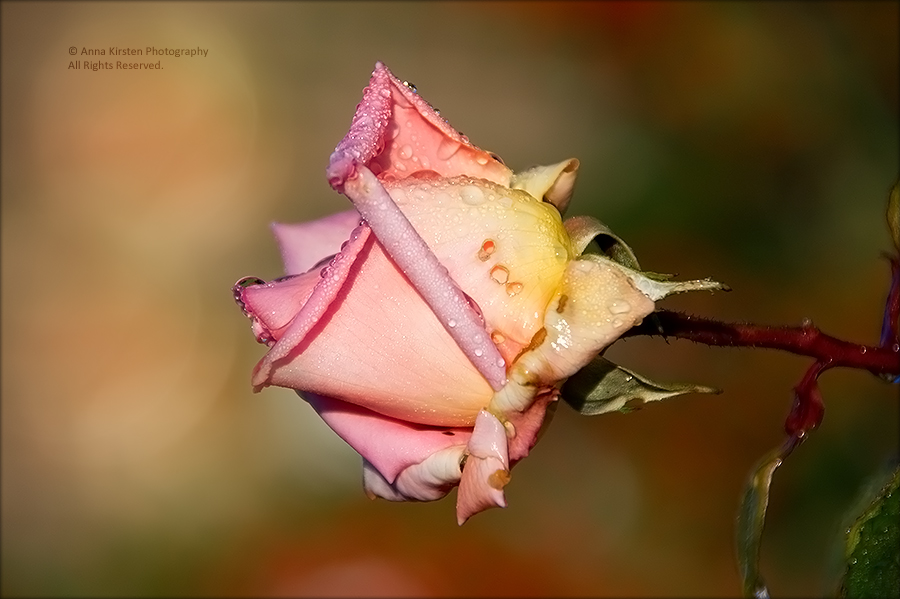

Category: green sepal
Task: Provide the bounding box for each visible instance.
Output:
[580,254,730,301]
[564,215,642,270]
[561,355,720,416]
[838,465,900,599]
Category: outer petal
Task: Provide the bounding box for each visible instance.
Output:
[327,61,512,188]
[510,158,580,215]
[362,446,467,502]
[456,410,511,525]
[241,230,495,426]
[491,257,656,416]
[303,392,470,485]
[388,174,572,362]
[340,164,509,391]
[506,389,558,464]
[247,223,372,388]
[271,210,361,276]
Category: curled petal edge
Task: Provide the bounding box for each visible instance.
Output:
[456,410,511,525]
[250,224,371,390]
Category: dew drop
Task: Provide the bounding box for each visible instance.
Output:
[574,260,593,272]
[402,80,417,93]
[490,265,510,284]
[860,346,867,354]
[496,358,506,368]
[608,300,631,315]
[379,88,391,98]
[448,319,457,328]
[399,145,413,160]
[477,239,496,262]
[612,318,624,328]
[388,122,401,139]
[394,162,407,172]
[503,420,516,438]
[476,155,489,166]
[506,282,523,297]
[498,196,513,208]
[474,348,484,357]
[235,276,266,289]
[893,343,900,353]
[491,331,506,344]
[461,185,485,206]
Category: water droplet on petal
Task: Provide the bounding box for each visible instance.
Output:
[608,300,631,315]
[474,348,484,357]
[379,88,391,98]
[478,239,496,261]
[399,145,413,160]
[448,319,457,328]
[461,185,485,205]
[491,331,506,344]
[402,80,417,93]
[490,265,510,284]
[506,282,523,297]
[394,162,407,172]
[476,155,489,166]
[235,276,266,289]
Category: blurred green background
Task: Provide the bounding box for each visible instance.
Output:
[1,1,897,596]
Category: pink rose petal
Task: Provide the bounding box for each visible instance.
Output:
[341,164,508,391]
[271,210,361,276]
[244,231,495,426]
[249,223,372,389]
[304,392,471,484]
[327,61,511,188]
[456,410,510,525]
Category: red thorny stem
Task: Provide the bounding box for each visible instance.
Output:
[622,252,900,434]
[623,252,899,598]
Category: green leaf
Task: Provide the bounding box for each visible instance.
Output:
[561,355,720,416]
[839,465,900,599]
[735,441,796,598]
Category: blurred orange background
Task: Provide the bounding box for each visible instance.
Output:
[2,1,897,596]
